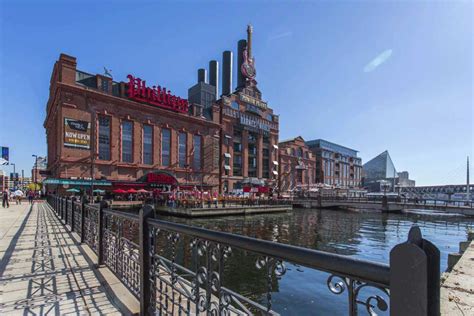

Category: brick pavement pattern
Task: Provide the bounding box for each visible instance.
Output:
[0,202,122,315]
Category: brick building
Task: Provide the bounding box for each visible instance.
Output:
[216,25,280,194]
[43,54,221,193]
[307,139,362,188]
[278,137,317,194]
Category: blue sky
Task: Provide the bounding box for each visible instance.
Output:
[0,0,472,185]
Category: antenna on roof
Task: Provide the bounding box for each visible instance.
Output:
[103,67,113,79]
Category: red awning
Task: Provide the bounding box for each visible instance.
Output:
[127,188,138,193]
[113,189,127,194]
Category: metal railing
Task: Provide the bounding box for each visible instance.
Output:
[294,195,474,208]
[154,198,293,210]
[46,195,440,316]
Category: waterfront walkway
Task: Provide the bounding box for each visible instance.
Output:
[441,239,474,315]
[0,202,126,315]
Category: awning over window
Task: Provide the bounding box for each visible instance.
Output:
[224,153,231,158]
[43,178,112,186]
[224,165,231,170]
[272,170,279,175]
[273,144,279,149]
[273,160,279,165]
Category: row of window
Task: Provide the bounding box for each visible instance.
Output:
[97,116,202,169]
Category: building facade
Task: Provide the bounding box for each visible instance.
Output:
[44,54,221,193]
[278,137,317,194]
[307,139,362,188]
[362,150,397,192]
[216,25,280,194]
[397,171,415,188]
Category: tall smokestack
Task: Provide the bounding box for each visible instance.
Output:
[197,68,207,83]
[247,25,253,59]
[237,39,247,89]
[209,60,219,96]
[222,51,233,96]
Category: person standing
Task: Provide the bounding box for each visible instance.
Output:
[28,190,34,204]
[2,190,10,208]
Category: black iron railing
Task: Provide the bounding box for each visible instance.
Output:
[46,195,440,316]
[294,195,474,208]
[102,209,141,297]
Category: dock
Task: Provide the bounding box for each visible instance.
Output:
[155,204,292,217]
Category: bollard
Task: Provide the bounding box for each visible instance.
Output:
[139,204,154,315]
[390,225,440,316]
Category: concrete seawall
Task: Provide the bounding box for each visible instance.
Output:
[441,234,474,315]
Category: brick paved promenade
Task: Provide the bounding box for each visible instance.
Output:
[0,202,124,315]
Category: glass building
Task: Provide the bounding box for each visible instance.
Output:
[362,150,397,192]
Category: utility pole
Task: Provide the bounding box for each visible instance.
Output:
[10,163,16,189]
[32,154,38,196]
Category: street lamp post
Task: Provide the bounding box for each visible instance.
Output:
[32,155,38,196]
[10,163,16,189]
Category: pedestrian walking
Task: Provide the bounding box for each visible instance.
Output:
[2,189,10,208]
[28,191,34,204]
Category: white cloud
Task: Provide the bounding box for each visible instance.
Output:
[364,49,393,72]
[268,31,293,41]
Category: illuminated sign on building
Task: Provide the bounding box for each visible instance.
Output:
[127,75,189,113]
[64,118,91,149]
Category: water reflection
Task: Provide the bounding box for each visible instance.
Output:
[158,208,473,315]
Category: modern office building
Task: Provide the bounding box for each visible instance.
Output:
[306,139,362,188]
[43,54,221,193]
[362,150,397,192]
[278,137,317,194]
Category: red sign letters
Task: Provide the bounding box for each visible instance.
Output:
[127,75,189,113]
[146,173,177,185]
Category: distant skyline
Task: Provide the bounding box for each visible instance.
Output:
[0,0,472,185]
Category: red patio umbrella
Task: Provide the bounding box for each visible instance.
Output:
[137,189,149,193]
[113,189,127,194]
[127,188,138,193]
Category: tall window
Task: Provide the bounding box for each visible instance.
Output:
[178,132,187,168]
[161,129,171,167]
[98,116,110,160]
[121,121,133,163]
[143,125,153,165]
[193,135,202,170]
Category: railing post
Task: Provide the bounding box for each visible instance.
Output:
[139,204,155,315]
[390,226,440,316]
[65,197,70,226]
[97,200,107,266]
[71,197,76,232]
[80,200,86,243]
[60,198,64,219]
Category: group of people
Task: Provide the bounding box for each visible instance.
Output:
[2,189,36,208]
